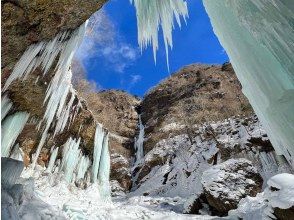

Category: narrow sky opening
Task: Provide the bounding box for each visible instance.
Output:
[74,0,228,97]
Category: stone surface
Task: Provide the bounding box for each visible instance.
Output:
[141,63,253,154]
[201,158,263,216]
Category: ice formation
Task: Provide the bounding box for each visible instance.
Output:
[76,155,90,180]
[97,132,111,198]
[131,0,188,69]
[134,115,144,163]
[47,147,59,173]
[1,94,13,121]
[10,144,24,161]
[92,124,106,182]
[203,0,294,166]
[1,111,30,157]
[2,21,87,170]
[60,137,81,182]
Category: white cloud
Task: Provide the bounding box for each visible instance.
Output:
[75,10,139,73]
[130,74,142,85]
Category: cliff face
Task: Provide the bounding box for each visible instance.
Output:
[1,0,109,166]
[2,0,107,79]
[76,89,140,190]
[140,63,253,154]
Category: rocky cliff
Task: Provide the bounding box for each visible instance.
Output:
[141,63,253,154]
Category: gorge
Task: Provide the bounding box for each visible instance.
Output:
[1,0,294,219]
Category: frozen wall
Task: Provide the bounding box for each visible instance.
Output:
[134,115,144,163]
[203,0,294,166]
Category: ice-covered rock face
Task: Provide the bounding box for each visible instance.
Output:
[229,173,294,220]
[201,158,263,215]
[203,0,294,166]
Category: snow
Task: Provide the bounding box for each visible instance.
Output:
[203,0,294,167]
[265,173,294,209]
[131,0,188,69]
[1,111,30,157]
[201,158,260,201]
[21,168,215,220]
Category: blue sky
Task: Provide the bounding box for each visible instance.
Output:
[74,0,228,97]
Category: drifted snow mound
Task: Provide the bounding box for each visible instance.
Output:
[229,173,294,220]
[201,158,263,215]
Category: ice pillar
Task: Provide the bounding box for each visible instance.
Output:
[203,0,294,166]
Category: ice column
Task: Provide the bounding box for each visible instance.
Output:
[1,95,13,121]
[91,124,105,183]
[60,138,81,183]
[98,133,110,198]
[134,115,144,163]
[47,147,59,173]
[203,0,294,166]
[76,155,90,180]
[1,112,30,157]
[131,0,188,69]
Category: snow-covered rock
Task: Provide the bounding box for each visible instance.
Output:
[201,158,263,215]
[265,173,294,219]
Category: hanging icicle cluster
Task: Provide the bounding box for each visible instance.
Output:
[131,0,188,70]
[2,22,87,169]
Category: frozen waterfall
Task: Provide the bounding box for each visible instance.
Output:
[203,0,294,166]
[134,115,144,163]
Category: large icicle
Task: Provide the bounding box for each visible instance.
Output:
[203,0,294,166]
[1,112,30,157]
[60,138,81,183]
[1,94,13,121]
[92,124,106,183]
[76,155,90,180]
[47,147,59,173]
[131,0,188,69]
[97,132,111,198]
[134,115,144,163]
[8,22,88,170]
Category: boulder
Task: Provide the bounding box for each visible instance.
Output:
[265,173,294,220]
[201,158,263,216]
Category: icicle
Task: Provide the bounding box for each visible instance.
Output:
[76,155,90,180]
[47,146,59,173]
[60,137,81,183]
[26,22,88,170]
[1,112,30,157]
[131,0,188,70]
[91,124,105,183]
[134,115,144,163]
[97,132,111,198]
[10,144,24,161]
[1,94,13,121]
[203,0,294,167]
